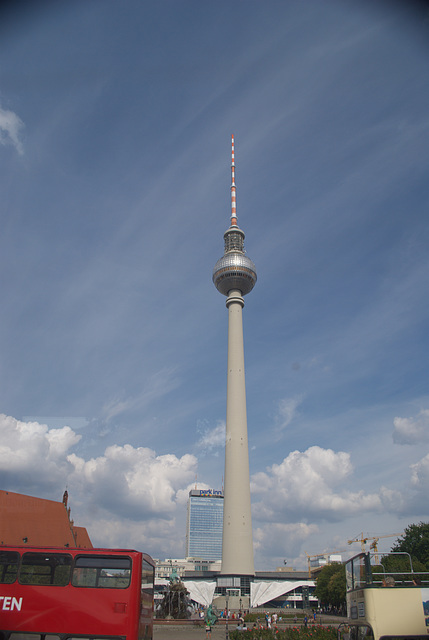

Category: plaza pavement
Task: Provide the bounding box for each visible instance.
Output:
[154,622,225,639]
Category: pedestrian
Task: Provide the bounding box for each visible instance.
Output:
[304,614,308,627]
[205,622,212,638]
[382,576,395,587]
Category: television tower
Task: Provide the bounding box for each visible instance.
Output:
[213,135,256,576]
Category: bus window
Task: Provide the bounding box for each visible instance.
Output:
[0,550,19,584]
[338,624,374,640]
[345,553,372,590]
[141,558,154,594]
[19,553,72,586]
[9,636,61,640]
[351,554,371,589]
[345,560,353,591]
[72,555,131,588]
[354,627,374,639]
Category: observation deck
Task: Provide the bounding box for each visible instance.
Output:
[213,225,257,297]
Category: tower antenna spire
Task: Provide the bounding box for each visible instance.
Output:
[230,134,237,226]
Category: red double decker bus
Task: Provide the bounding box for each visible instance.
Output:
[0,546,154,640]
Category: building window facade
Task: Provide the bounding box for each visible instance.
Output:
[185,490,224,561]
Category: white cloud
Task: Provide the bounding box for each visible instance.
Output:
[196,420,225,453]
[175,482,211,507]
[0,106,24,155]
[67,444,197,519]
[393,409,429,445]
[46,426,82,457]
[0,414,80,485]
[379,486,405,512]
[275,396,304,433]
[0,413,198,558]
[251,446,382,523]
[410,453,429,489]
[79,515,185,559]
[254,522,319,563]
[0,410,425,564]
[387,452,429,517]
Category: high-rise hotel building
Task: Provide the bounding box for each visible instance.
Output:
[185,489,224,561]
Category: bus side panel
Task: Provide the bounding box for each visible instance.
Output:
[0,583,137,637]
[363,588,427,638]
[0,547,151,640]
[139,592,153,640]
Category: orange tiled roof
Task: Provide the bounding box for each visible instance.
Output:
[0,489,92,548]
[72,525,93,549]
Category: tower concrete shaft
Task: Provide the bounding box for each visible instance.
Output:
[212,135,256,576]
[222,289,254,575]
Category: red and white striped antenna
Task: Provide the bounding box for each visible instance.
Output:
[230,134,237,226]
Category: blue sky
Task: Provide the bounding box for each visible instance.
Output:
[0,0,428,570]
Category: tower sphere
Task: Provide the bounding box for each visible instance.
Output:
[212,247,257,296]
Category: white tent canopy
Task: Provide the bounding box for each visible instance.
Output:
[155,578,170,586]
[250,580,314,608]
[183,580,217,607]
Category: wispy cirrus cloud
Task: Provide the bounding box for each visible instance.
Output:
[0,106,24,155]
[196,420,225,454]
[273,395,304,437]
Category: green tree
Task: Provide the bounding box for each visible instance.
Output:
[371,554,425,585]
[371,523,429,582]
[390,522,429,570]
[328,569,346,607]
[314,562,346,608]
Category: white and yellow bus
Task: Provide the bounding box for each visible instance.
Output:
[338,551,429,640]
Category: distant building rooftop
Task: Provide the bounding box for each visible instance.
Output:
[181,569,309,581]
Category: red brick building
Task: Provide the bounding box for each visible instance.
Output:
[0,489,92,548]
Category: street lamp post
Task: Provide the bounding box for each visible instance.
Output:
[225,594,229,640]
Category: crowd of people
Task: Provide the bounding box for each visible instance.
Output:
[201,606,324,637]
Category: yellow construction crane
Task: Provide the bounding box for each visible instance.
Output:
[305,550,347,579]
[347,533,402,564]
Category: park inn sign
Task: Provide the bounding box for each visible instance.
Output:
[189,489,223,498]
